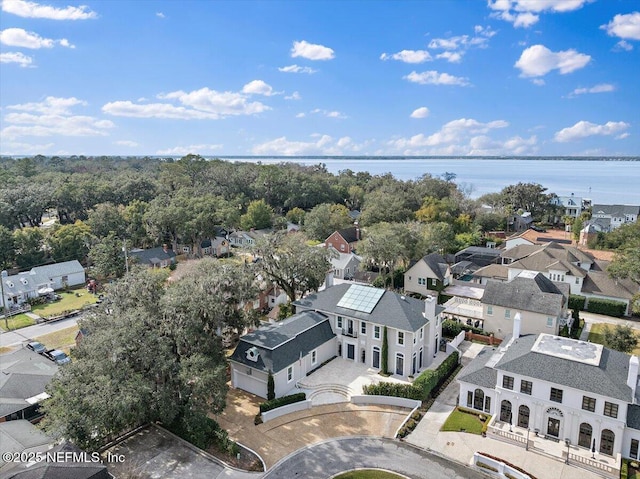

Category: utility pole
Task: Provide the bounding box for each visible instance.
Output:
[1,270,8,331]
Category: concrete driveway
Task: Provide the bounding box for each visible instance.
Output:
[215,388,411,469]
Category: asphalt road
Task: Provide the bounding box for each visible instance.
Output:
[0,315,79,348]
[262,437,487,479]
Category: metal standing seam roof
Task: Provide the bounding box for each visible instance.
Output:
[229,311,335,373]
[293,283,436,332]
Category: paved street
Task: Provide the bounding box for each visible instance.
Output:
[0,316,79,348]
[263,437,487,479]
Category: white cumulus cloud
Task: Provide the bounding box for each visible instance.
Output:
[1,96,114,141]
[156,12,165,18]
[156,144,223,156]
[488,0,592,28]
[380,49,432,63]
[404,70,470,86]
[278,64,317,74]
[104,86,271,120]
[291,40,334,60]
[601,12,640,41]
[410,107,430,119]
[242,80,275,96]
[436,51,463,63]
[285,91,301,100]
[0,51,33,66]
[570,83,615,96]
[0,27,74,48]
[1,0,97,20]
[515,44,590,77]
[554,120,629,142]
[252,134,367,155]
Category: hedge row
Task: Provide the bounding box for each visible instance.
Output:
[259,392,306,413]
[363,351,459,401]
[587,298,627,317]
[568,294,586,311]
[442,319,485,337]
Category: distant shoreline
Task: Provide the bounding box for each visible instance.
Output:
[218,156,640,161]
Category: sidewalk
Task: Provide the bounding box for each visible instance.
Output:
[406,340,605,479]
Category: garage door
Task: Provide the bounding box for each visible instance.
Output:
[233,368,267,398]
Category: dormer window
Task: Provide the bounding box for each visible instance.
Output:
[246,346,260,362]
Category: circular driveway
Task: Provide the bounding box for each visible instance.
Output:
[262,437,486,479]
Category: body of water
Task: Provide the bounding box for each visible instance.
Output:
[222,157,640,205]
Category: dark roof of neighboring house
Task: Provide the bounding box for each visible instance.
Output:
[419,253,449,281]
[0,349,58,418]
[0,420,52,462]
[129,247,176,265]
[481,273,568,316]
[229,311,334,373]
[4,442,109,479]
[336,226,359,244]
[294,283,441,332]
[592,204,640,217]
[457,346,498,389]
[628,404,640,430]
[456,246,502,257]
[494,334,632,402]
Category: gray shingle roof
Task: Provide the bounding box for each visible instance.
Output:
[507,243,591,278]
[481,274,567,316]
[473,263,509,280]
[495,334,632,402]
[582,267,638,301]
[229,311,335,373]
[420,253,448,281]
[0,420,52,460]
[592,204,640,217]
[32,260,83,280]
[129,247,176,265]
[457,346,498,388]
[293,283,435,332]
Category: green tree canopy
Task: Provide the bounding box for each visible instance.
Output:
[303,203,352,241]
[240,199,274,230]
[603,324,639,353]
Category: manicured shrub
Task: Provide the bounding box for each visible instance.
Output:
[259,392,306,413]
[442,319,462,338]
[587,298,627,317]
[569,294,586,311]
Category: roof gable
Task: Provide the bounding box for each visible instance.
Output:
[481,274,566,316]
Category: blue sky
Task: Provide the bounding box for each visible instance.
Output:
[1,0,639,157]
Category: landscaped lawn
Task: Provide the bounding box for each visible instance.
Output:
[588,323,640,355]
[31,290,98,318]
[34,326,80,355]
[441,407,489,435]
[0,313,36,331]
[334,470,405,479]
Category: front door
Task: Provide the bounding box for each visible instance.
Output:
[547,417,560,438]
[347,343,355,360]
[372,347,380,369]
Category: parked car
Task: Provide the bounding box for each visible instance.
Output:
[26,341,46,354]
[43,349,71,365]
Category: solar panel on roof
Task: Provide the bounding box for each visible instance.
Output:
[336,284,385,313]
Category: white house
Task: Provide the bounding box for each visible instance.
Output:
[294,282,443,378]
[329,251,361,280]
[404,253,451,296]
[1,260,85,310]
[592,204,640,232]
[229,311,336,398]
[459,326,640,468]
[551,193,585,220]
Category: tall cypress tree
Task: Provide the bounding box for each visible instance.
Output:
[267,370,275,400]
[381,326,389,375]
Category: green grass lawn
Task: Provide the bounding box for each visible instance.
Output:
[34,326,79,356]
[31,290,98,317]
[588,323,640,355]
[441,407,489,435]
[334,470,405,479]
[0,313,36,331]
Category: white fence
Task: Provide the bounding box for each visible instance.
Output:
[473,452,531,479]
[350,395,421,409]
[261,400,313,423]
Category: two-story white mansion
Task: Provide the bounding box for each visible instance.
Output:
[229,281,443,398]
[459,318,640,464]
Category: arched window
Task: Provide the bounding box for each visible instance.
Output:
[600,429,615,456]
[517,405,530,428]
[578,423,592,449]
[473,388,484,411]
[500,400,512,423]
